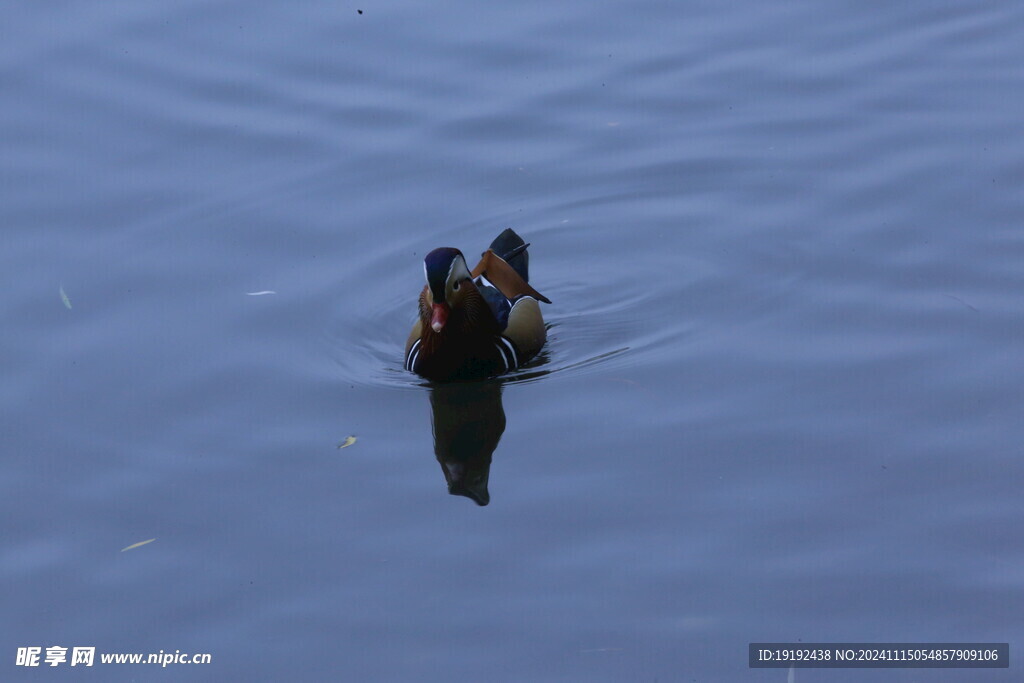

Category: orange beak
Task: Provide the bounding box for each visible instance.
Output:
[430,303,449,332]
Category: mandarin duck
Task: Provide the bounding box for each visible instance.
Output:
[405,228,551,380]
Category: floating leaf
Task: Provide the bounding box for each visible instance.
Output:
[246,291,276,296]
[120,538,156,552]
[59,284,72,309]
[337,436,357,449]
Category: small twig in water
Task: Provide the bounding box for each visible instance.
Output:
[942,293,978,312]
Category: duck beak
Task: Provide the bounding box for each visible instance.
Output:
[431,303,449,332]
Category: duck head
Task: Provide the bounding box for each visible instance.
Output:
[423,247,473,332]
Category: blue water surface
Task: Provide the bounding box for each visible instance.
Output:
[2,1,1023,680]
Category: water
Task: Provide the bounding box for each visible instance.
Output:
[3,1,1023,680]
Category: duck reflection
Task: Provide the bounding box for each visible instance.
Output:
[428,380,505,506]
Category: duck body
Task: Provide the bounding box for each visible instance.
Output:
[405,229,551,381]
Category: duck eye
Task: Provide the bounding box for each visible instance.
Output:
[453,280,461,291]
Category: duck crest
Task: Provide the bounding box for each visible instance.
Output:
[405,229,550,381]
[423,247,463,305]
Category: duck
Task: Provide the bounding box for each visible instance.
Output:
[405,228,551,381]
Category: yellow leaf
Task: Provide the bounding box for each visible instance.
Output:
[337,436,357,449]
